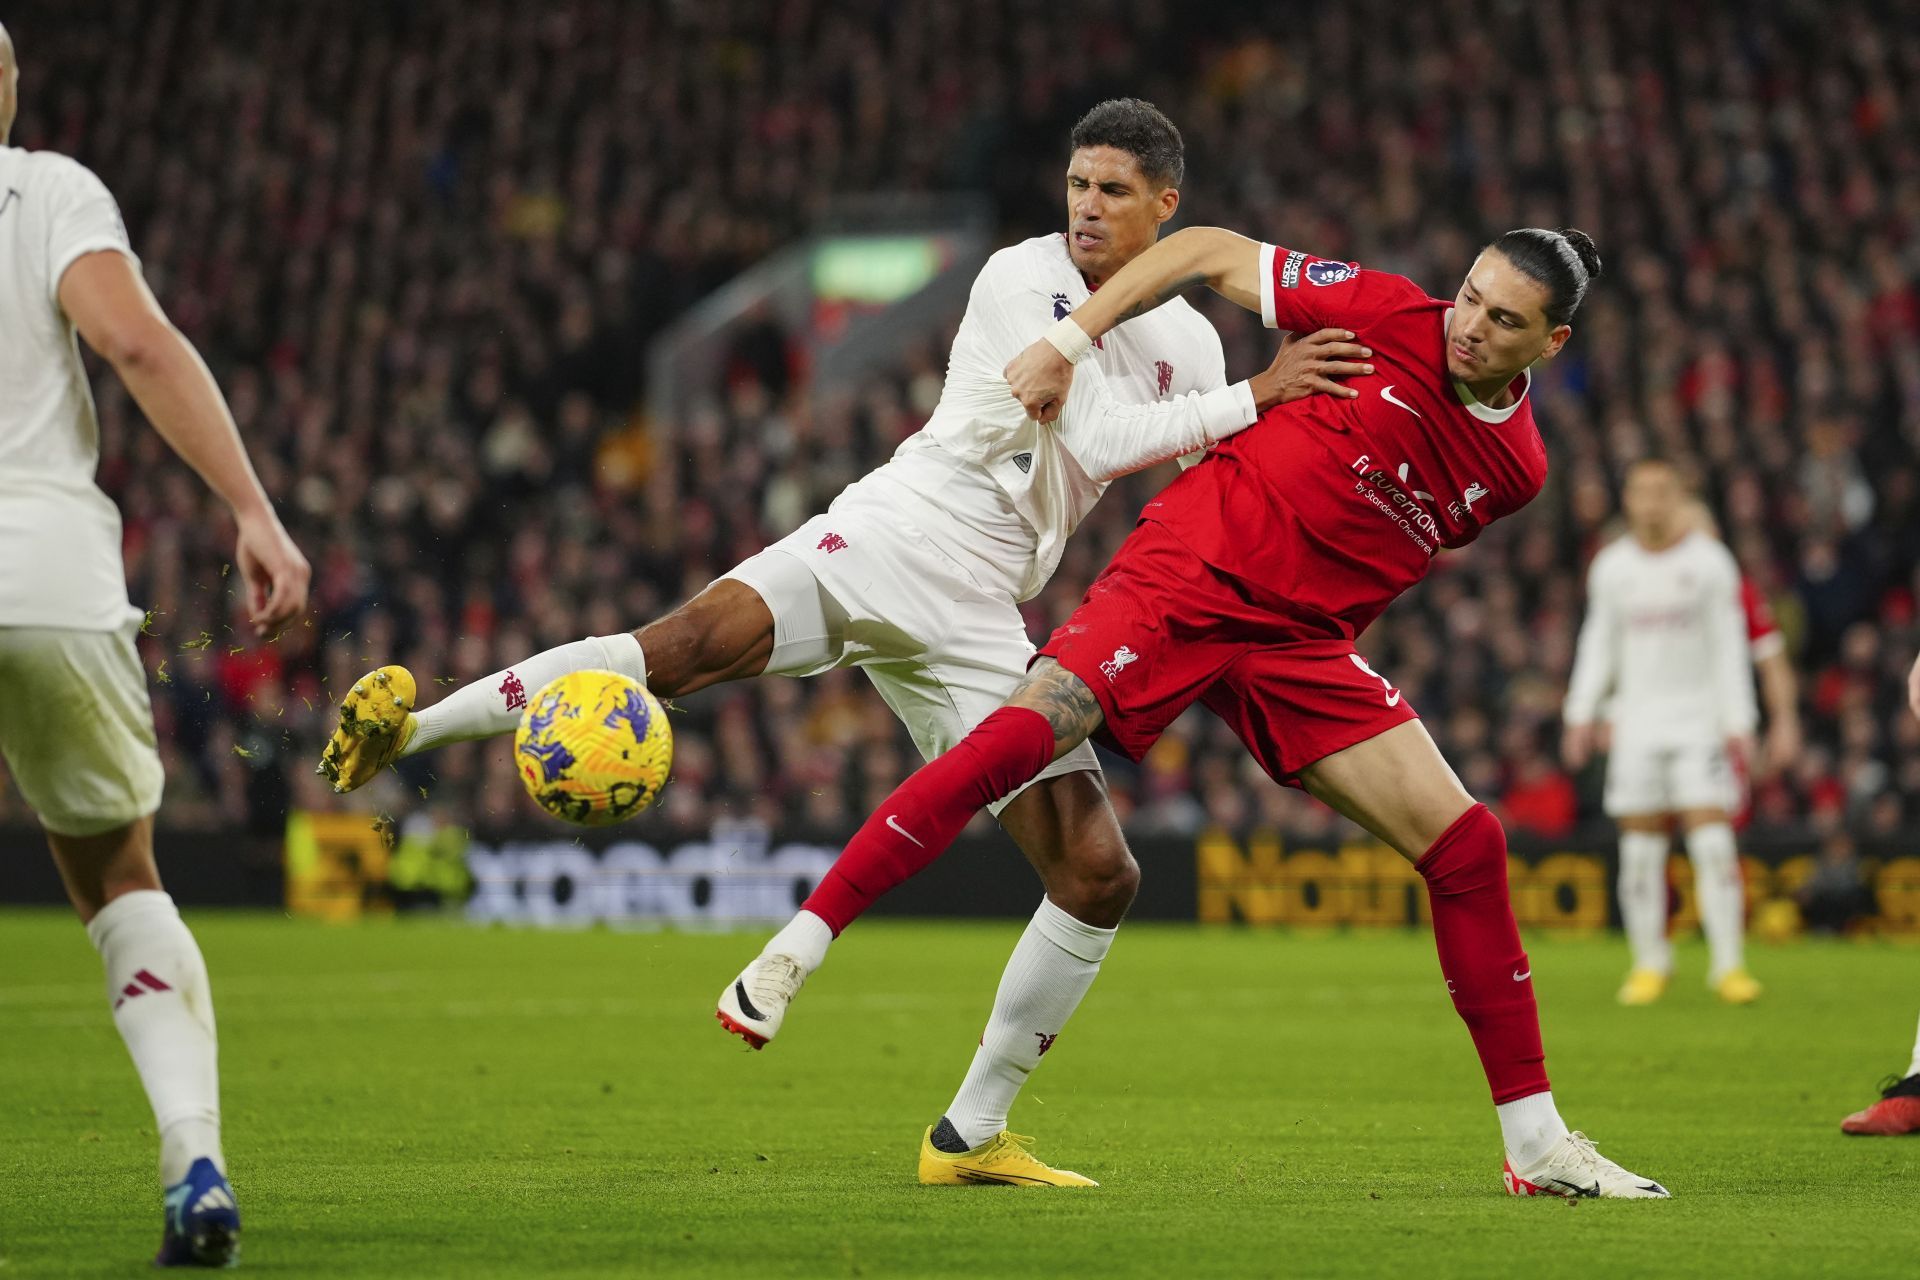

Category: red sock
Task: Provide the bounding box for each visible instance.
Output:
[802,707,1057,935]
[1416,803,1550,1104]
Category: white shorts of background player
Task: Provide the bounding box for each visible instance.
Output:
[1602,735,1739,819]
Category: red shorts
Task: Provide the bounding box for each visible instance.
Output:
[1036,520,1419,785]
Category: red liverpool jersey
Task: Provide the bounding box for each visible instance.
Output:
[1139,244,1550,639]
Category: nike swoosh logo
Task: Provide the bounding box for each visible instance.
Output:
[1385,690,1402,707]
[1546,1177,1600,1198]
[733,980,766,1022]
[1513,968,1531,982]
[1380,384,1422,418]
[885,814,924,847]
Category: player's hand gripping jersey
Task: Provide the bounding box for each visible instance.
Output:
[1139,244,1550,639]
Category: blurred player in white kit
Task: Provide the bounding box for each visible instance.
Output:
[0,22,309,1267]
[1562,458,1763,1005]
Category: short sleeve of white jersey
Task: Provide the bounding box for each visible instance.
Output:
[42,157,138,304]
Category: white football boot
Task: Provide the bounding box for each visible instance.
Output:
[716,953,809,1049]
[1503,1131,1670,1199]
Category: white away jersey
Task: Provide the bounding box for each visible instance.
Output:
[858,233,1253,601]
[1564,531,1759,746]
[0,146,141,631]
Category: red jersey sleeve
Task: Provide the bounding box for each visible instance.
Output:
[1259,243,1420,332]
[1741,576,1784,660]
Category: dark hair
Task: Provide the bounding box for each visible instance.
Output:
[1488,227,1602,326]
[1068,98,1185,189]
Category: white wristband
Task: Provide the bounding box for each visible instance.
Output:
[1042,315,1095,365]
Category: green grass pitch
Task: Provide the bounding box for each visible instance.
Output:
[2,910,1916,1277]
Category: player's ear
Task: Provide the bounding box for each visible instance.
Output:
[1536,323,1572,364]
[1155,185,1180,225]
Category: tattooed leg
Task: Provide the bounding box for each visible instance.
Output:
[1006,659,1106,760]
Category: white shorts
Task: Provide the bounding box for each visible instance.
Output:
[0,621,164,836]
[1603,739,1739,818]
[720,504,1100,817]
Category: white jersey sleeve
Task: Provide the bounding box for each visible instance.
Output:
[43,158,139,300]
[1703,542,1760,736]
[1564,549,1620,727]
[960,250,1255,482]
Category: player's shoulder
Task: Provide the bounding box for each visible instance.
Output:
[1,146,111,197]
[1589,534,1635,577]
[1683,531,1741,575]
[981,234,1075,285]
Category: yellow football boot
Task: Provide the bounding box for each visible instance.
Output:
[1616,969,1669,1006]
[1714,969,1763,1005]
[316,666,418,793]
[917,1128,1097,1188]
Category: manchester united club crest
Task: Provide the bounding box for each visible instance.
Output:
[1155,360,1174,396]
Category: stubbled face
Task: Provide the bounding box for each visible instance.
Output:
[1064,145,1178,286]
[1444,250,1571,388]
[1623,463,1685,543]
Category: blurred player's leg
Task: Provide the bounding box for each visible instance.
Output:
[1615,823,1672,1004]
[1682,811,1758,1002]
[0,626,242,1263]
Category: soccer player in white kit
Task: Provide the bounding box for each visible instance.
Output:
[318,99,1370,1185]
[1562,458,1762,1005]
[0,23,310,1267]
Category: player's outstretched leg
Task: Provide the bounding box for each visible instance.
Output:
[51,819,241,1266]
[1841,1012,1920,1136]
[1301,722,1670,1199]
[718,663,1098,1049]
[316,578,776,792]
[716,704,1062,1048]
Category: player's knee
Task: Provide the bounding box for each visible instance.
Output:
[1415,801,1507,891]
[633,612,704,697]
[1051,836,1139,926]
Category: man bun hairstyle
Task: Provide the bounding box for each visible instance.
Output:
[1489,227,1602,326]
[1069,97,1185,189]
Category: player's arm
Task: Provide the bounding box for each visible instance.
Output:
[1754,647,1800,772]
[1052,330,1380,481]
[1561,557,1618,768]
[1008,227,1382,421]
[60,251,310,637]
[1706,556,1760,759]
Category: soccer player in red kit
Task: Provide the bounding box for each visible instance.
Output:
[726,221,1673,1199]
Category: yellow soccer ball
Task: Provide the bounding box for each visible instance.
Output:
[513,670,672,826]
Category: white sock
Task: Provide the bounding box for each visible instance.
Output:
[1685,822,1745,981]
[405,633,647,755]
[942,897,1116,1149]
[1617,831,1672,974]
[763,910,834,974]
[86,890,224,1186]
[1908,1011,1920,1079]
[1497,1090,1569,1168]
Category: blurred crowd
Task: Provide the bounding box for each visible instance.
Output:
[2,0,1917,844]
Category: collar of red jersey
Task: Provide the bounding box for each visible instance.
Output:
[1442,310,1532,423]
